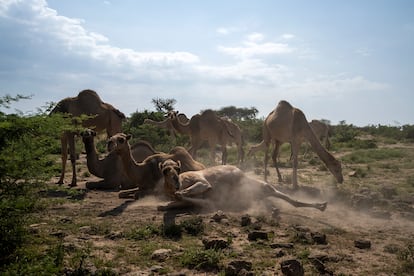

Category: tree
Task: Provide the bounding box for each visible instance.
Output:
[151,98,177,113]
[215,106,258,121]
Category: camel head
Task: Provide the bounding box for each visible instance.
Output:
[159,159,182,197]
[166,110,179,121]
[80,128,96,139]
[107,133,132,154]
[327,158,344,184]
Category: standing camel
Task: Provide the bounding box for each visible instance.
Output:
[107,132,205,198]
[248,100,343,189]
[144,113,189,140]
[167,110,235,165]
[50,89,125,187]
[309,119,332,150]
[81,129,158,190]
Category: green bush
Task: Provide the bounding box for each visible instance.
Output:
[0,96,70,269]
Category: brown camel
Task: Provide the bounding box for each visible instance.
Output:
[167,110,235,165]
[107,132,205,199]
[221,117,245,163]
[309,119,332,149]
[144,113,189,140]
[248,100,343,189]
[157,159,327,212]
[50,89,125,187]
[81,129,158,190]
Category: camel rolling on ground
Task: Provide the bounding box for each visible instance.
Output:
[157,159,327,212]
[50,89,125,187]
[248,100,343,189]
[81,129,158,190]
[167,110,238,165]
[107,133,205,198]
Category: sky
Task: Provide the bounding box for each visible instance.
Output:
[0,0,413,126]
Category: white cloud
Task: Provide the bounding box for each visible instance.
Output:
[0,0,199,79]
[281,33,295,40]
[247,32,264,42]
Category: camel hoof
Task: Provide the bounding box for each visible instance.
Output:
[318,202,328,212]
[157,205,167,211]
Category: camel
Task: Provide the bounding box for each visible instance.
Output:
[50,89,125,187]
[309,120,332,150]
[167,110,236,165]
[143,113,189,140]
[157,159,327,212]
[80,129,158,190]
[248,100,343,189]
[107,132,205,198]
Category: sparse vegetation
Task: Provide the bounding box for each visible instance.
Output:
[1,97,414,275]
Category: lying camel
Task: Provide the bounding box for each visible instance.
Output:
[50,89,125,187]
[107,133,205,198]
[157,159,327,212]
[167,110,234,164]
[81,129,158,190]
[248,100,343,189]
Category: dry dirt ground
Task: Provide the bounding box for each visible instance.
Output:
[37,145,414,275]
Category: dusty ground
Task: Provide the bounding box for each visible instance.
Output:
[36,144,414,275]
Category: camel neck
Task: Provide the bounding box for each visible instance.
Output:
[171,118,190,135]
[83,138,103,177]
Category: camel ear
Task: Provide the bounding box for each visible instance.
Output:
[159,161,164,171]
[126,134,132,140]
[92,130,97,136]
[177,160,181,169]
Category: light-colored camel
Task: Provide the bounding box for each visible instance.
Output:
[50,89,125,187]
[107,132,205,198]
[248,100,343,189]
[144,113,189,140]
[167,110,235,165]
[81,129,158,190]
[157,159,327,212]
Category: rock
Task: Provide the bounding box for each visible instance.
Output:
[270,243,294,249]
[211,210,227,223]
[202,238,229,250]
[280,259,304,276]
[354,239,371,249]
[311,232,327,245]
[274,249,286,258]
[248,231,268,241]
[105,231,124,240]
[241,215,252,227]
[225,260,253,276]
[151,248,172,262]
[150,265,164,272]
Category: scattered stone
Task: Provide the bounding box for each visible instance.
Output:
[248,231,268,241]
[105,231,124,240]
[309,257,333,275]
[270,243,294,249]
[151,249,172,262]
[79,225,93,234]
[354,239,371,249]
[225,260,253,276]
[274,249,286,258]
[280,259,304,276]
[202,238,229,250]
[311,232,327,245]
[211,210,227,223]
[50,230,66,238]
[240,215,252,227]
[348,171,358,177]
[150,265,164,272]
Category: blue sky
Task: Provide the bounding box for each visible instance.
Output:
[1,0,413,126]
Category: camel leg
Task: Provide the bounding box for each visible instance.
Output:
[57,134,68,185]
[221,144,228,165]
[264,143,270,182]
[291,142,299,189]
[272,141,283,183]
[262,182,327,211]
[68,133,77,187]
[176,180,212,198]
[238,143,245,164]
